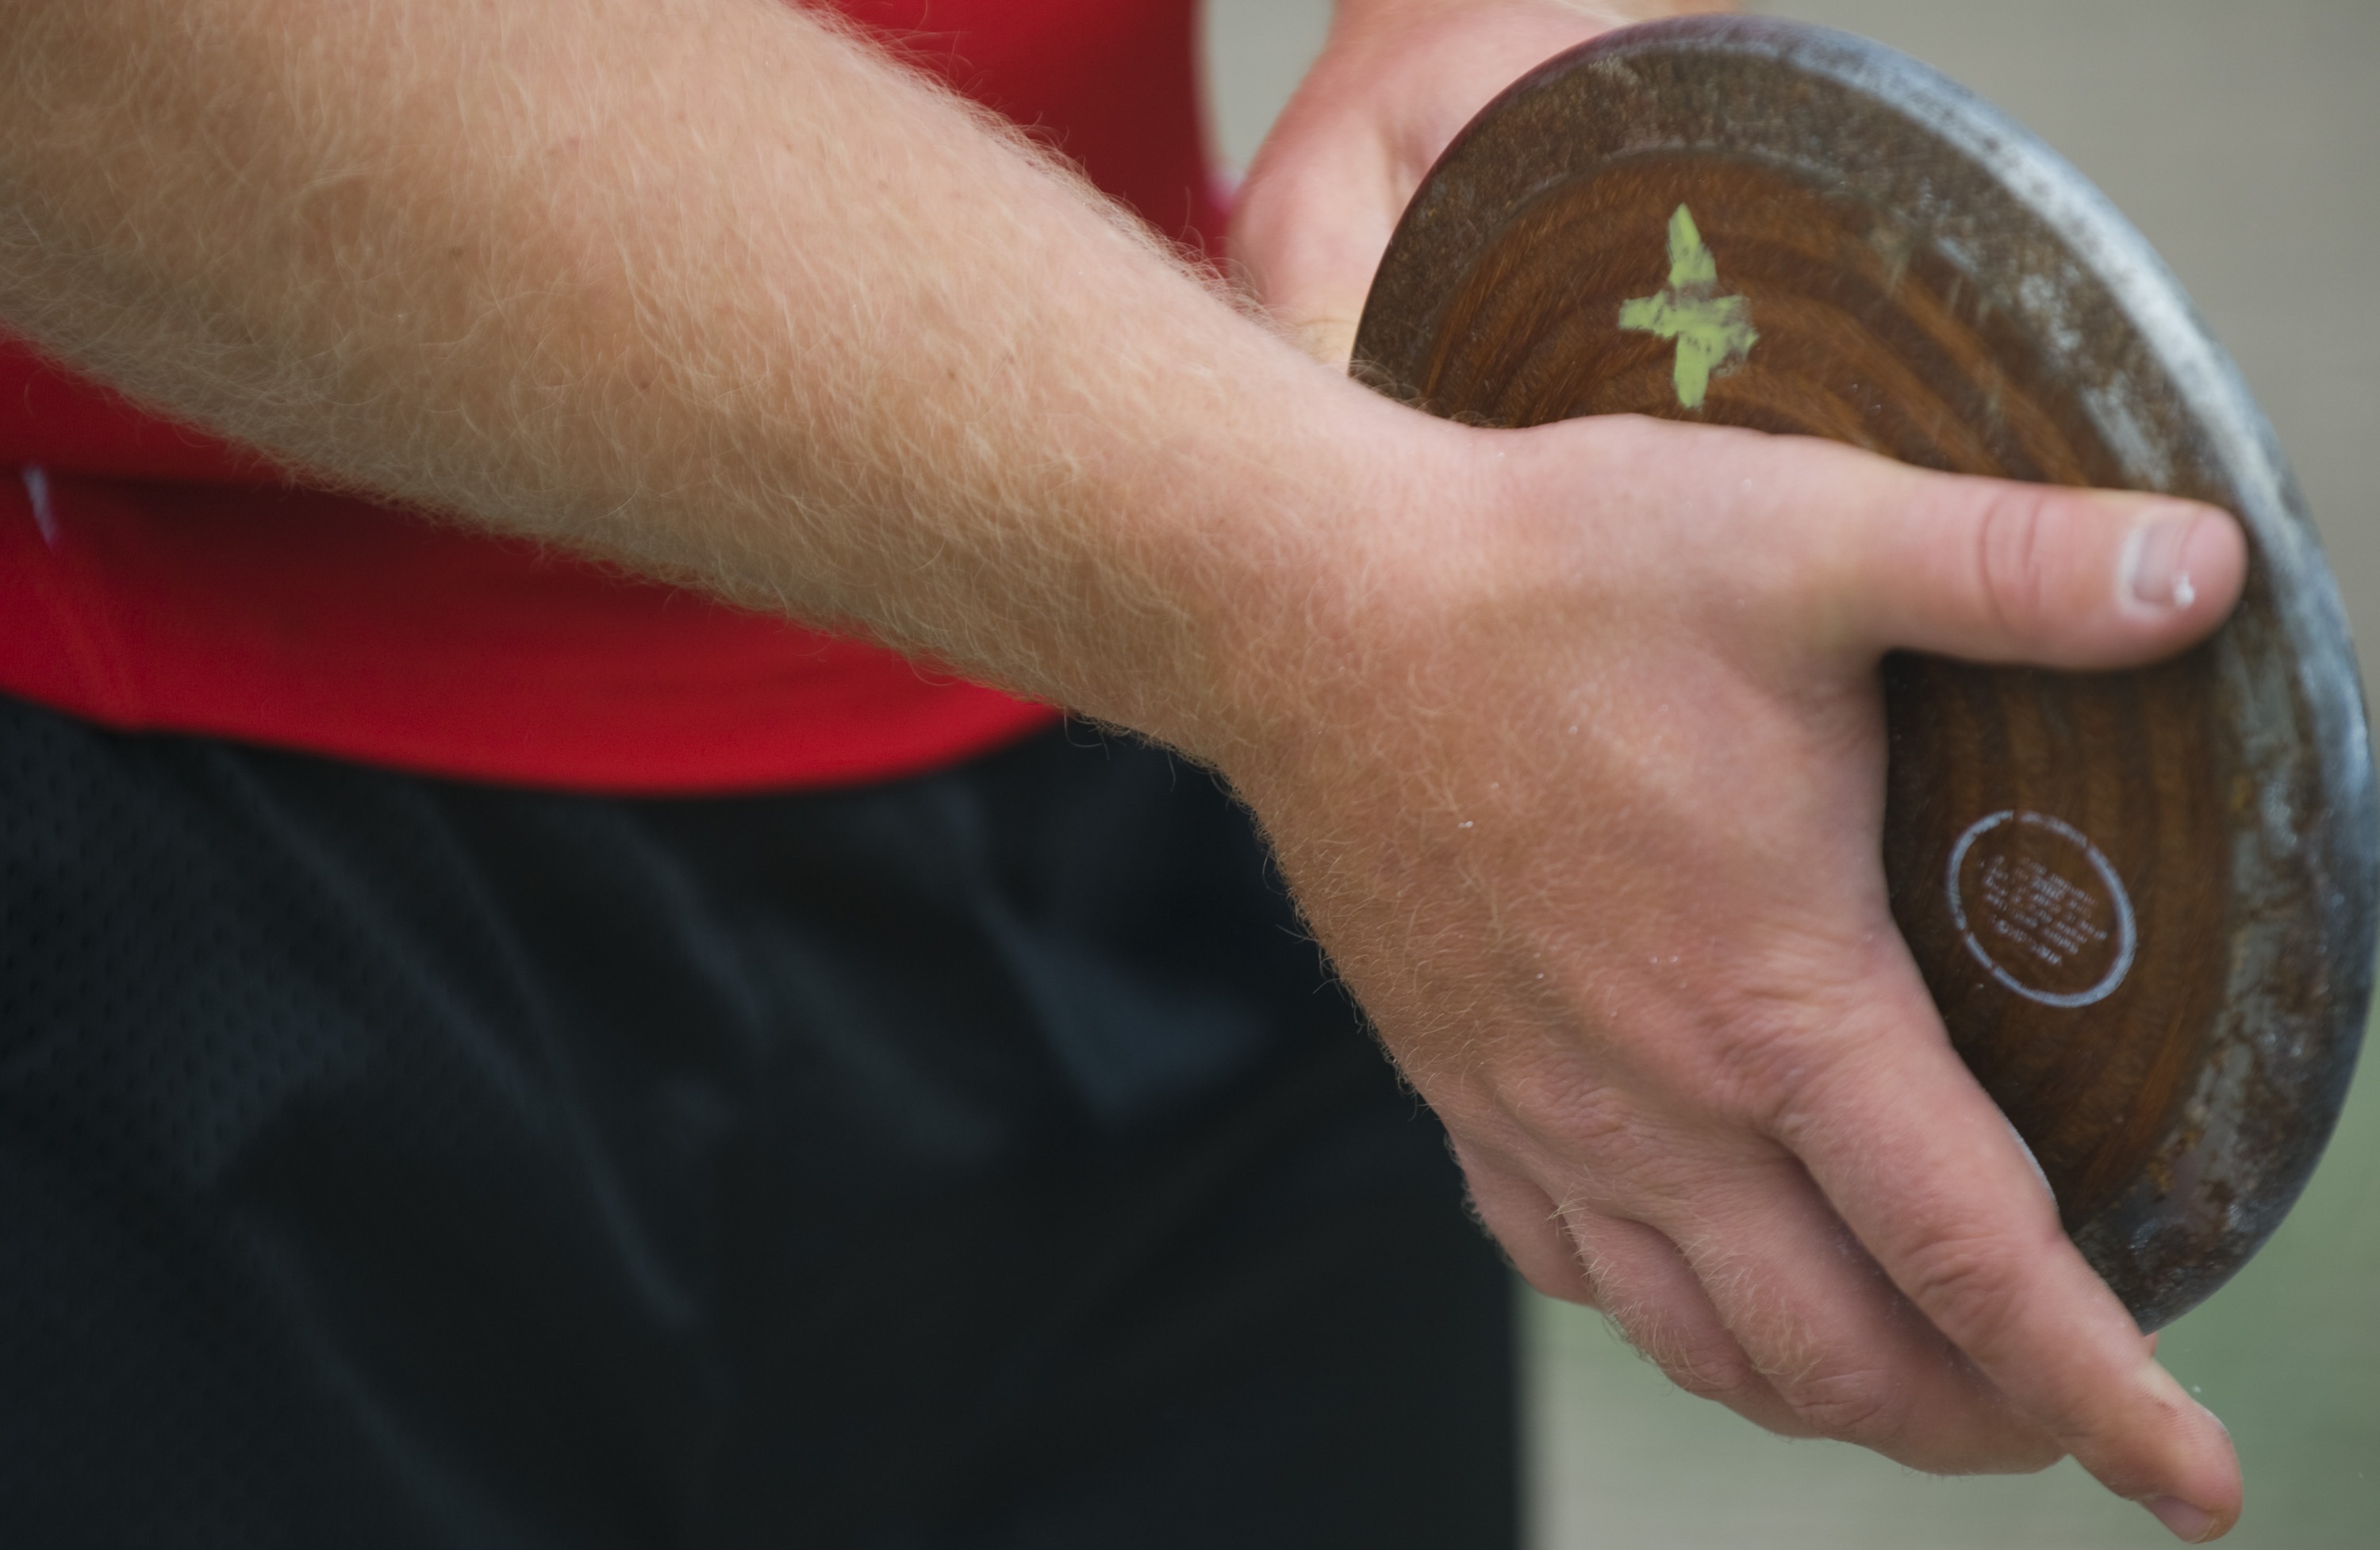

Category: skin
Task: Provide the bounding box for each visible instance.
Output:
[0,0,2243,1538]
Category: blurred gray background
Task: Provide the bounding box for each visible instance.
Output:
[1201,3,2380,1546]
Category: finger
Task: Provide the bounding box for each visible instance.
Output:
[1651,1151,2063,1474]
[1226,11,1628,370]
[1773,965,2241,1537]
[1226,150,1393,370]
[1449,1138,1595,1303]
[1825,452,2248,668]
[1455,1138,1800,1443]
[1553,1202,1814,1441]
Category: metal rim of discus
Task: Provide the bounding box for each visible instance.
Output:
[1352,15,2377,1329]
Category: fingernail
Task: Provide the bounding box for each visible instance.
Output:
[2142,1494,2217,1542]
[2124,510,2207,609]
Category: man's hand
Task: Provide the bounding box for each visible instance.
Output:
[1212,413,2244,1541]
[1230,1,1732,366]
[1230,3,2240,1540]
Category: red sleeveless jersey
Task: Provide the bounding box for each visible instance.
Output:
[0,0,1223,792]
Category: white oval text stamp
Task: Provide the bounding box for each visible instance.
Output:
[1944,810,2136,1009]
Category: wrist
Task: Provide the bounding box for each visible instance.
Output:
[1174,378,1491,782]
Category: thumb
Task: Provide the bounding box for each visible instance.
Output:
[1835,462,2247,668]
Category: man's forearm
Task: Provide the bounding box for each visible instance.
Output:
[0,0,1424,754]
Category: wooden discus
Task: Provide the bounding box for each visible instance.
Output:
[1352,17,2378,1329]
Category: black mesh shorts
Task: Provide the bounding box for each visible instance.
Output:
[0,697,1514,1548]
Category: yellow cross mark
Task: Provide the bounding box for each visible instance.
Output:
[1617,205,1759,410]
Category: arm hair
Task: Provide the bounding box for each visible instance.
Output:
[0,0,1445,755]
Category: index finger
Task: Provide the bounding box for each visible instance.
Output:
[1772,961,2240,1541]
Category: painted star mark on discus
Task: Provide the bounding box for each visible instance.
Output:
[1618,205,1759,409]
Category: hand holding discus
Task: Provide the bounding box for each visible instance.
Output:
[1230,5,2373,1539]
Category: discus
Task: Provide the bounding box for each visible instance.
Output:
[1352,17,2377,1329]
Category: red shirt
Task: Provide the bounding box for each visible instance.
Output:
[0,0,1223,792]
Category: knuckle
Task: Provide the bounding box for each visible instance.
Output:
[1772,1364,1902,1446]
[1699,987,1868,1134]
[1753,1038,1867,1145]
[1645,1329,1768,1406]
[1521,1074,1676,1187]
[1968,485,2064,639]
[1895,1230,2029,1357]
[1590,1270,1772,1410]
